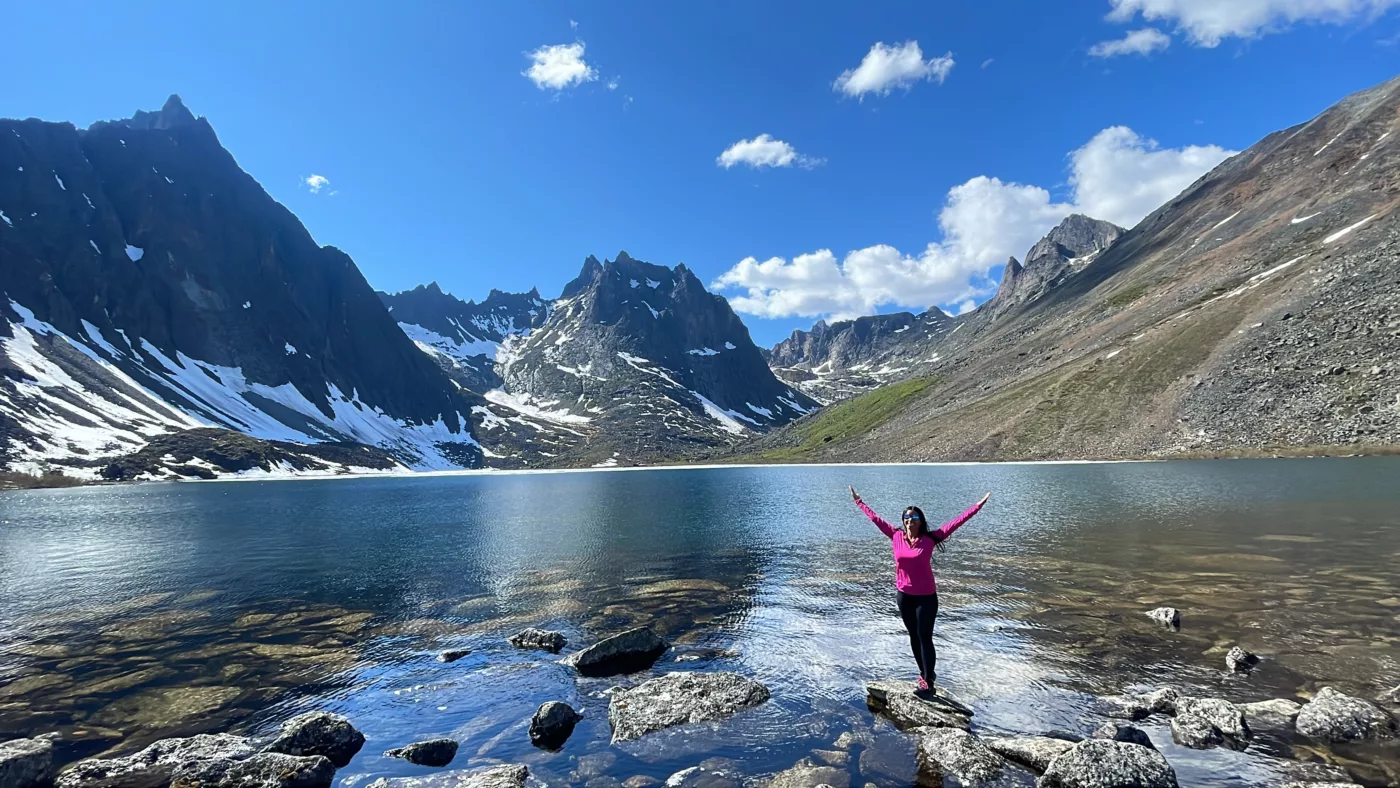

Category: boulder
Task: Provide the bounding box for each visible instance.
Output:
[1238,698,1302,731]
[365,764,529,788]
[385,739,458,767]
[1295,687,1398,743]
[1225,646,1259,674]
[564,627,669,677]
[0,737,55,788]
[664,766,741,788]
[1145,608,1180,629]
[530,702,582,749]
[982,736,1075,775]
[914,728,1006,786]
[1171,698,1251,751]
[438,649,472,663]
[263,711,365,767]
[809,751,848,768]
[1038,740,1178,788]
[624,778,662,788]
[57,733,256,788]
[609,672,770,743]
[169,753,334,788]
[864,680,972,731]
[1091,724,1154,750]
[508,628,567,653]
[1103,688,1176,721]
[763,762,849,788]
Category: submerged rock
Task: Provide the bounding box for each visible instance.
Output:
[0,737,56,788]
[1092,724,1155,750]
[385,739,458,767]
[1171,697,1251,751]
[1239,698,1303,731]
[438,649,472,663]
[1281,783,1363,788]
[57,733,255,788]
[1295,687,1398,743]
[1225,646,1259,673]
[366,764,529,788]
[864,680,972,731]
[914,728,1006,786]
[624,777,662,788]
[854,735,914,785]
[263,711,365,767]
[763,761,849,788]
[564,627,669,677]
[982,736,1075,775]
[509,628,567,653]
[169,752,334,788]
[530,701,582,749]
[1038,740,1178,788]
[1145,608,1181,629]
[609,672,770,743]
[1381,685,1400,706]
[664,766,741,788]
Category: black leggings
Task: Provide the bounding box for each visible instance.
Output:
[896,590,939,685]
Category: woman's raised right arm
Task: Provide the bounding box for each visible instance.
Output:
[850,486,896,538]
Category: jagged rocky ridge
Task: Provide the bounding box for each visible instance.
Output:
[0,95,492,478]
[745,74,1400,461]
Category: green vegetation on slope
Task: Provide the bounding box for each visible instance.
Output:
[748,377,937,462]
[1105,282,1149,309]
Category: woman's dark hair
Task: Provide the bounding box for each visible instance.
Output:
[902,506,947,552]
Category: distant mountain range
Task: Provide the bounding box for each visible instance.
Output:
[3,73,1397,481]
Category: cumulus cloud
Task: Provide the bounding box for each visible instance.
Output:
[716,134,824,169]
[712,128,1237,320]
[1106,0,1400,46]
[524,42,597,90]
[303,174,329,194]
[1089,27,1173,56]
[833,41,955,99]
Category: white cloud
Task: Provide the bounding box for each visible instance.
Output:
[569,19,578,29]
[304,174,329,194]
[1106,0,1400,46]
[716,134,824,170]
[981,58,995,68]
[713,128,1237,320]
[833,41,955,99]
[953,299,978,315]
[524,42,598,90]
[1089,27,1173,56]
[607,78,619,91]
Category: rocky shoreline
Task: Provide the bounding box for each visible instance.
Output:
[3,616,1397,788]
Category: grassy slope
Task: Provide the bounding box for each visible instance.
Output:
[740,377,937,462]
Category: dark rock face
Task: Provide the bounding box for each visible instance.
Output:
[385,739,458,767]
[0,96,482,475]
[982,736,1075,775]
[564,626,669,677]
[498,253,819,463]
[864,680,973,731]
[607,672,771,743]
[1295,687,1398,743]
[988,214,1125,318]
[170,753,334,788]
[56,733,256,788]
[1225,646,1260,673]
[1092,723,1155,750]
[508,628,567,653]
[914,728,1007,786]
[766,311,957,404]
[1038,740,1179,788]
[99,427,400,480]
[529,701,582,749]
[0,737,55,788]
[1170,697,1251,751]
[365,764,529,788]
[262,711,366,767]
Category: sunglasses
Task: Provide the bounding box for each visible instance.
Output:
[902,514,921,522]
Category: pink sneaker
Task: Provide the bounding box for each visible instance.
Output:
[916,676,929,691]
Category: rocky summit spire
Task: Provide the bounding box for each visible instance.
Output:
[998,256,1023,292]
[124,94,199,131]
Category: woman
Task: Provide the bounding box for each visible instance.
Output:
[849,485,990,695]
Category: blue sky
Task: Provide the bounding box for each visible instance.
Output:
[4,1,1399,346]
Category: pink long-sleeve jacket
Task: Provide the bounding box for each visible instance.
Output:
[857,498,984,594]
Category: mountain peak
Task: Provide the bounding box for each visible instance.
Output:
[121,94,201,131]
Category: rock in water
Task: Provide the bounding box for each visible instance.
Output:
[864,680,972,731]
[914,728,1006,786]
[1092,724,1155,750]
[1295,687,1399,743]
[564,627,669,677]
[764,761,850,788]
[1225,646,1259,673]
[170,753,334,788]
[438,648,471,663]
[530,702,582,749]
[1381,685,1400,707]
[57,733,256,788]
[385,739,458,767]
[1171,697,1251,751]
[982,736,1076,775]
[263,711,366,767]
[1038,740,1179,788]
[1280,783,1364,788]
[1145,608,1181,629]
[1239,698,1303,731]
[0,737,55,788]
[509,628,567,653]
[663,766,742,788]
[609,672,770,743]
[365,765,529,788]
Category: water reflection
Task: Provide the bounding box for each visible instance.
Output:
[0,459,1398,786]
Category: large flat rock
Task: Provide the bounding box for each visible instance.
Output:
[610,672,770,743]
[865,680,972,731]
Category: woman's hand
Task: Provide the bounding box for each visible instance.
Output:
[978,492,991,507]
[849,485,861,502]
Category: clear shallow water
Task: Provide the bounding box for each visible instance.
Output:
[1,459,1399,786]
